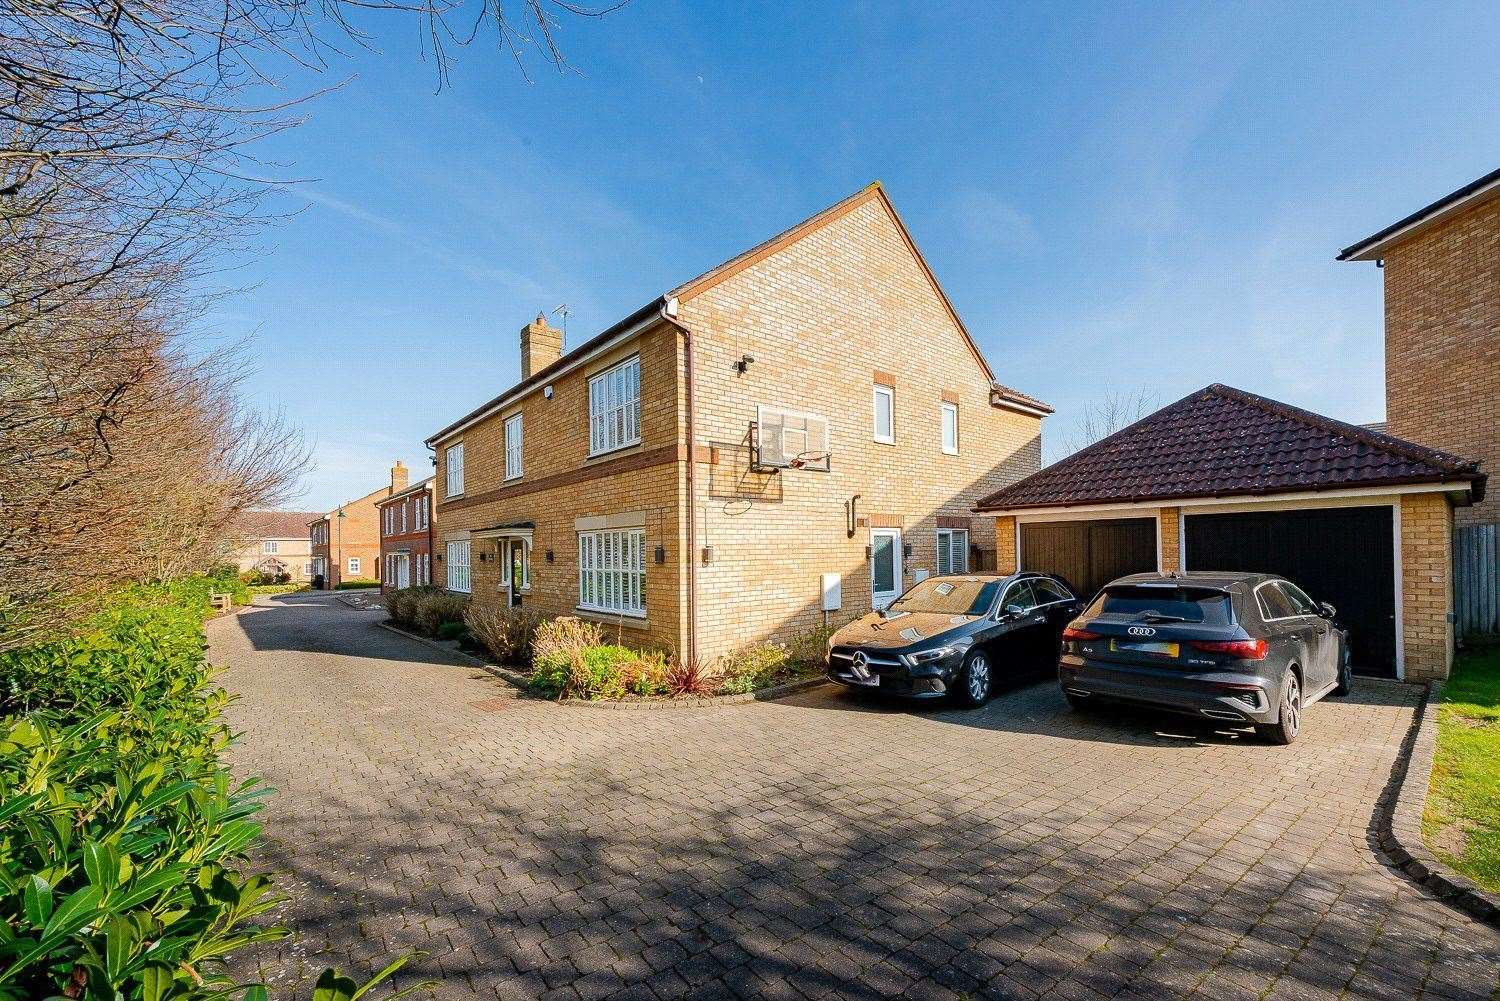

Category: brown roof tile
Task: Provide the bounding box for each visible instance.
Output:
[238,510,323,540]
[974,384,1485,512]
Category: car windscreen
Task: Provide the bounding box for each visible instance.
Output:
[890,578,1001,617]
[1085,585,1233,624]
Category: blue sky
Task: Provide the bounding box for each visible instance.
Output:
[215,2,1500,511]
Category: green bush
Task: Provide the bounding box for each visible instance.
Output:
[464,605,541,665]
[718,641,791,695]
[434,620,468,642]
[527,618,669,699]
[334,578,379,590]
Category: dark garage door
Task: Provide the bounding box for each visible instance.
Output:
[1185,507,1397,677]
[1021,518,1157,602]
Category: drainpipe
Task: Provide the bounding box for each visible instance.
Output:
[660,298,698,667]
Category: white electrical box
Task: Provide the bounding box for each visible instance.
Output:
[821,573,842,612]
[911,568,930,584]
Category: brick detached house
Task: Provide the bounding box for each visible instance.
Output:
[1338,166,1499,528]
[378,476,435,592]
[1339,166,1499,639]
[232,510,322,582]
[425,183,1050,663]
[975,385,1485,682]
[310,461,411,588]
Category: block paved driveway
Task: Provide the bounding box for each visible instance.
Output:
[213,592,1499,1000]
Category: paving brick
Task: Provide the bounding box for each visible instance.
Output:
[217,593,1500,999]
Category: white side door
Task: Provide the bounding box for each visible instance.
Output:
[870,528,903,610]
[396,554,410,589]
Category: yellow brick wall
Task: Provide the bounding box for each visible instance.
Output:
[1158,507,1181,573]
[1383,197,1500,527]
[433,324,689,654]
[995,516,1018,573]
[1400,492,1454,681]
[682,197,1042,660]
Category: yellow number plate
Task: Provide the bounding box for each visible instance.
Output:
[1110,639,1180,657]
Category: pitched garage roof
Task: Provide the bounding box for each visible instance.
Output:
[974,384,1486,512]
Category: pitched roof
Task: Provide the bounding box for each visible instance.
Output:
[1338,166,1500,261]
[238,510,323,540]
[974,384,1486,512]
[376,476,433,507]
[426,183,1049,445]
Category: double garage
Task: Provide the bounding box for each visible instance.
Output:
[974,384,1487,682]
[1016,504,1398,675]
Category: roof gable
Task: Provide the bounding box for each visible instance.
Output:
[975,384,1485,512]
[1338,166,1500,261]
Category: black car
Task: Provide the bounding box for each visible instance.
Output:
[826,572,1082,706]
[1058,572,1353,744]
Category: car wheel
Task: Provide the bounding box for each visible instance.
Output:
[1331,642,1353,697]
[1255,668,1301,745]
[953,649,992,708]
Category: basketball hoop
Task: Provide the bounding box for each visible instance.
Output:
[789,450,832,471]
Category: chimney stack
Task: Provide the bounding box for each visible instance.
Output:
[391,459,409,494]
[520,314,563,380]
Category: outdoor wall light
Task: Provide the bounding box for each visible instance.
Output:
[702,545,715,565]
[903,543,913,558]
[545,549,555,563]
[477,551,488,562]
[655,545,666,565]
[733,354,755,375]
[864,544,872,560]
[435,553,443,562]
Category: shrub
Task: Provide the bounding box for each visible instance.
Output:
[335,577,380,590]
[0,583,428,1000]
[787,623,837,667]
[531,615,603,667]
[386,586,468,638]
[435,620,468,642]
[718,641,791,695]
[665,656,714,697]
[465,605,542,665]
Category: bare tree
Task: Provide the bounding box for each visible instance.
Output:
[0,1,625,649]
[1060,390,1159,457]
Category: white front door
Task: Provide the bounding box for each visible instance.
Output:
[870,528,903,610]
[396,554,410,589]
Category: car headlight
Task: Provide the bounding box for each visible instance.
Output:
[902,646,958,667]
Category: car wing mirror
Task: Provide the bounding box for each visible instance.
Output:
[1001,603,1027,619]
[1318,601,1337,619]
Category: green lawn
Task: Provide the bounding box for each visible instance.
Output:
[1424,644,1500,891]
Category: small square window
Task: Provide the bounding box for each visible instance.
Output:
[348,557,361,575]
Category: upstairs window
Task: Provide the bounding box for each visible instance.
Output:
[263,541,279,554]
[941,402,959,455]
[445,442,464,497]
[589,355,641,456]
[505,413,524,480]
[400,501,408,533]
[873,385,894,444]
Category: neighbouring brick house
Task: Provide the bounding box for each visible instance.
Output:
[310,461,411,588]
[974,384,1486,682]
[378,476,435,592]
[425,183,1050,662]
[232,510,322,582]
[1338,166,1499,528]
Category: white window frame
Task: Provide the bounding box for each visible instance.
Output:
[303,561,314,576]
[445,442,465,498]
[400,501,408,534]
[347,557,360,576]
[499,539,531,592]
[504,413,524,480]
[873,385,894,445]
[588,355,642,457]
[936,528,969,576]
[941,402,959,455]
[446,540,471,593]
[263,540,279,554]
[577,527,646,617]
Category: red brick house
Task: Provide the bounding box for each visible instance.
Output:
[310,461,411,588]
[378,476,435,592]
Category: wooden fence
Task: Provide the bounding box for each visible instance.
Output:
[1455,522,1499,640]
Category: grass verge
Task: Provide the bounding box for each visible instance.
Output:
[1424,643,1500,892]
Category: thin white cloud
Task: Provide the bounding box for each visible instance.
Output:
[951,191,1039,252]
